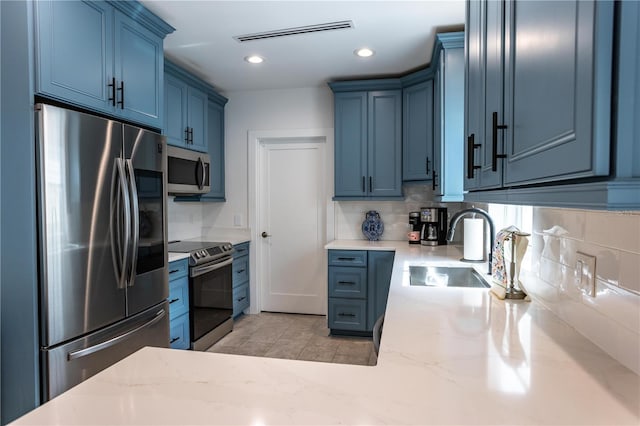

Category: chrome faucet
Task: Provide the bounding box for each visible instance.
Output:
[446,207,494,275]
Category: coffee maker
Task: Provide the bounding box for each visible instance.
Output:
[408,212,421,244]
[420,207,448,246]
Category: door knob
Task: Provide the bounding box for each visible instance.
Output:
[261,231,271,238]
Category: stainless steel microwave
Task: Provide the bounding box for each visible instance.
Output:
[167,146,210,195]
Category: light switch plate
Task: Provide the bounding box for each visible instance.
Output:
[233,213,242,227]
[575,252,596,297]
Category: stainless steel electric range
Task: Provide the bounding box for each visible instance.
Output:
[168,241,235,351]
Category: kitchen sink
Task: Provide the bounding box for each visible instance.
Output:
[408,266,489,288]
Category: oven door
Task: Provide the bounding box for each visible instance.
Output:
[189,257,233,345]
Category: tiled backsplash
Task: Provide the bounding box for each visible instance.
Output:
[167,201,203,242]
[334,183,469,242]
[488,204,640,375]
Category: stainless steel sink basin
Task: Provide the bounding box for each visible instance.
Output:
[409,266,489,288]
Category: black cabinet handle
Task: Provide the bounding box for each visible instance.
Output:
[169,269,180,274]
[188,127,194,144]
[337,257,356,261]
[361,176,365,193]
[185,128,190,144]
[338,313,356,318]
[169,298,180,304]
[492,112,507,171]
[117,81,124,109]
[236,269,246,274]
[237,296,247,302]
[108,77,116,107]
[466,134,481,179]
[369,176,373,192]
[337,281,356,285]
[426,157,431,174]
[170,337,180,344]
[432,169,438,190]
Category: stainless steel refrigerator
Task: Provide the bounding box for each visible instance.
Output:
[35,104,169,401]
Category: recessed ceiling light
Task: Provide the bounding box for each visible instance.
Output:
[355,48,375,58]
[245,55,264,64]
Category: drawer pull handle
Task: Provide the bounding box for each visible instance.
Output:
[169,269,180,274]
[170,337,180,344]
[169,298,180,304]
[237,296,247,302]
[337,257,356,261]
[338,313,356,318]
[236,269,246,274]
[338,281,356,285]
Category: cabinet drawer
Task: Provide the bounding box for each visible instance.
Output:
[168,258,188,280]
[328,250,367,267]
[232,282,250,317]
[168,276,189,320]
[233,242,250,259]
[169,312,190,350]
[328,298,367,332]
[328,267,367,299]
[232,256,249,287]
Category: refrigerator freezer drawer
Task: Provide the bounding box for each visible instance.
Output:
[41,301,169,401]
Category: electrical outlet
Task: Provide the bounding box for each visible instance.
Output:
[233,214,242,227]
[575,252,596,297]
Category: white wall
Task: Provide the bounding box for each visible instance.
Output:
[201,86,334,230]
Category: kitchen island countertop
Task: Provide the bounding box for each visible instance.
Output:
[13,241,639,425]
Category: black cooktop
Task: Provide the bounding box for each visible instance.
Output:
[168,241,228,253]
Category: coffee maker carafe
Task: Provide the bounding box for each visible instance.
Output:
[420,207,448,246]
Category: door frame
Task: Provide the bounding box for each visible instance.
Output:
[248,128,335,314]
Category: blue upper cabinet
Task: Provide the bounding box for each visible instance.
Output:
[113,10,164,128]
[463,0,639,209]
[35,1,114,113]
[201,98,226,201]
[432,33,465,202]
[368,90,402,198]
[331,84,402,200]
[168,61,229,202]
[333,91,368,198]
[502,0,612,185]
[164,61,208,152]
[402,81,434,182]
[34,1,173,129]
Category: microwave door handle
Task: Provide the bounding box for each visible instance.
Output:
[125,159,139,287]
[201,161,207,190]
[67,309,166,361]
[196,157,205,190]
[191,257,233,278]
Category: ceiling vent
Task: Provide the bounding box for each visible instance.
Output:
[234,21,354,42]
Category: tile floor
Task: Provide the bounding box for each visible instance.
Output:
[207,312,377,366]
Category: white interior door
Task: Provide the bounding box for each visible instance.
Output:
[259,140,326,314]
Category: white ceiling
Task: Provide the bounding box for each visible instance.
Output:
[141,1,465,93]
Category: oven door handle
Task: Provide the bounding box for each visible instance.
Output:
[191,257,233,278]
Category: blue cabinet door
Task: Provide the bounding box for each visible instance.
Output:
[113,10,163,129]
[334,92,367,197]
[164,74,188,148]
[35,1,113,112]
[186,87,208,152]
[367,251,394,330]
[201,100,226,200]
[368,90,402,197]
[169,313,190,350]
[502,0,612,185]
[402,81,434,181]
[464,0,484,191]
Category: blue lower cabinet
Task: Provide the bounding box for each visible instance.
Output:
[232,242,250,318]
[327,249,394,335]
[233,282,250,315]
[328,299,367,332]
[169,312,190,350]
[168,258,190,349]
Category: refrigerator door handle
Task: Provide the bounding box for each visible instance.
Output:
[125,159,139,287]
[66,309,166,361]
[110,159,131,289]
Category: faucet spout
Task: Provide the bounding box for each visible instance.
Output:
[446,207,495,275]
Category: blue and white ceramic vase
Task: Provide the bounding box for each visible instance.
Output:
[361,210,384,241]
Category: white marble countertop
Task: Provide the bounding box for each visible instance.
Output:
[168,252,190,263]
[13,241,639,425]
